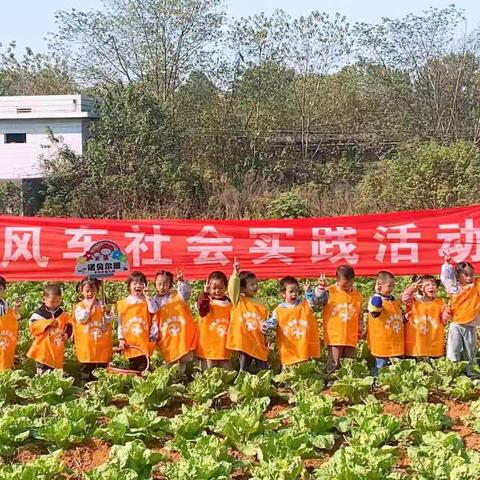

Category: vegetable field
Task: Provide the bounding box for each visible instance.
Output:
[2,280,480,479]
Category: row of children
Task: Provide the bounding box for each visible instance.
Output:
[0,254,478,379]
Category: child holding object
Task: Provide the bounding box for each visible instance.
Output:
[227,259,269,373]
[196,271,232,370]
[441,254,480,375]
[367,271,404,376]
[149,269,197,376]
[320,265,364,375]
[0,276,20,371]
[27,284,72,375]
[402,275,450,360]
[117,271,157,372]
[73,277,113,381]
[261,276,320,367]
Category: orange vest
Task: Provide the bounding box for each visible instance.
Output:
[73,301,113,363]
[154,292,197,363]
[227,295,269,361]
[117,298,153,359]
[0,309,18,371]
[275,300,321,366]
[405,298,445,357]
[323,285,363,347]
[367,298,404,357]
[449,279,480,325]
[27,312,71,369]
[196,300,232,360]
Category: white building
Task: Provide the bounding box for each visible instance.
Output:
[0,95,97,180]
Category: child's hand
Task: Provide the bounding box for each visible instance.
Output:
[119,339,128,351]
[303,281,312,292]
[176,267,185,283]
[85,297,96,309]
[443,250,454,265]
[203,278,209,294]
[143,285,150,298]
[317,273,327,290]
[233,257,240,275]
[61,332,68,341]
[260,322,270,335]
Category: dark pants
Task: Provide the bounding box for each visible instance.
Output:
[129,356,148,372]
[238,352,269,373]
[80,362,107,381]
[326,346,357,375]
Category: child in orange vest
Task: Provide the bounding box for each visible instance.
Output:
[117,271,157,372]
[227,259,269,373]
[74,277,114,381]
[441,255,480,376]
[149,268,197,376]
[367,271,404,376]
[320,265,364,376]
[27,284,72,375]
[0,276,20,371]
[196,271,232,370]
[402,275,450,360]
[261,276,320,367]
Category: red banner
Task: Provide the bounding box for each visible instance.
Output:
[0,205,478,281]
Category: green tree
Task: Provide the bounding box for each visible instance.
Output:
[52,0,225,102]
[357,140,480,212]
[0,42,75,95]
[41,85,207,218]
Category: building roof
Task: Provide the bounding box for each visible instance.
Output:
[0,95,98,120]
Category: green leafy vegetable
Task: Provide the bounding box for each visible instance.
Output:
[186,368,236,404]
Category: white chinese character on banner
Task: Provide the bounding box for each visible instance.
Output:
[437,218,480,262]
[311,227,359,265]
[374,223,421,263]
[124,225,172,267]
[62,228,108,259]
[1,227,48,267]
[249,228,295,265]
[186,226,233,265]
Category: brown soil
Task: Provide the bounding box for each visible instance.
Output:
[61,439,110,473]
[333,404,348,417]
[266,404,291,419]
[303,457,324,472]
[383,401,407,417]
[157,403,183,418]
[155,447,181,462]
[14,444,44,464]
[396,445,410,469]
[444,399,471,421]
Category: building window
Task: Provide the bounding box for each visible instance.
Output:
[5,133,27,144]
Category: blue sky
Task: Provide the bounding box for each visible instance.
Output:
[2,0,480,54]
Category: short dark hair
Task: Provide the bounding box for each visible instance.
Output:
[155,270,174,287]
[377,271,395,283]
[240,271,256,289]
[127,271,147,288]
[44,284,62,296]
[77,277,101,293]
[208,271,227,287]
[0,276,6,290]
[279,276,299,292]
[456,262,475,276]
[336,265,355,281]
